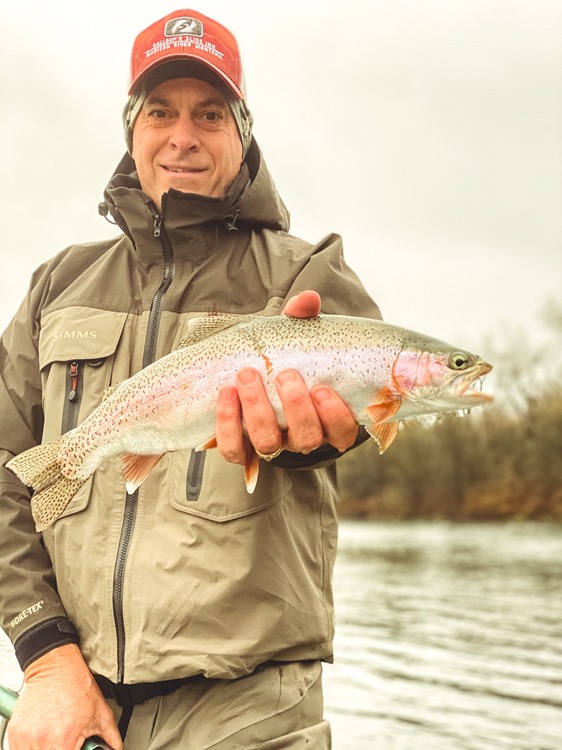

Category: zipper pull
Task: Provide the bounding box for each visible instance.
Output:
[153,214,162,238]
[225,210,240,232]
[68,361,79,402]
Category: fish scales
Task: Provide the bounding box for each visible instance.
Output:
[6,314,493,530]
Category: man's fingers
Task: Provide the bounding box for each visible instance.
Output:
[311,386,359,453]
[215,371,284,465]
[214,290,323,463]
[275,370,324,454]
[235,369,282,456]
[9,643,123,750]
[215,386,245,464]
[215,335,359,466]
[282,290,321,318]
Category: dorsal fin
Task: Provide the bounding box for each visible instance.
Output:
[176,314,247,349]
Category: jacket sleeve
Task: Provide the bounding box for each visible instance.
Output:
[273,232,381,470]
[0,266,79,670]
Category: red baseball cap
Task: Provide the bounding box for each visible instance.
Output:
[129,10,244,98]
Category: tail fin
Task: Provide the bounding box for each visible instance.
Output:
[31,475,86,531]
[6,441,85,531]
[7,441,63,490]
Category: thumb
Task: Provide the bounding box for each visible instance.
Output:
[282,290,321,318]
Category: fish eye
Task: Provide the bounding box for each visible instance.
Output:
[449,352,471,370]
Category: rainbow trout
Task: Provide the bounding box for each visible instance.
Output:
[7,313,492,530]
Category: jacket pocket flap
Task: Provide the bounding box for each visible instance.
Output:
[39,307,128,367]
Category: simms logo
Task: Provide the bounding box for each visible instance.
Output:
[11,600,44,628]
[53,330,97,341]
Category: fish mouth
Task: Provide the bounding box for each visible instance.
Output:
[453,361,493,403]
[462,381,494,403]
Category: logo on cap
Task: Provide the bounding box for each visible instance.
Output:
[165,17,203,38]
[129,10,244,99]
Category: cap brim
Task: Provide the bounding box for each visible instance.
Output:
[129,55,244,99]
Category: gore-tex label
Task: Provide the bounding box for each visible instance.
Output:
[11,601,44,628]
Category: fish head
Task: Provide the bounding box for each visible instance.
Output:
[390,346,493,418]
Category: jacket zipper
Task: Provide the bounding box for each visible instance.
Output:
[62,359,105,434]
[62,361,83,433]
[186,450,206,501]
[112,206,175,683]
[113,490,137,683]
[143,210,174,367]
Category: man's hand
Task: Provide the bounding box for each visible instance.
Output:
[215,291,359,464]
[7,644,122,750]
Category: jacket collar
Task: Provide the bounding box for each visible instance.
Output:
[100,138,290,251]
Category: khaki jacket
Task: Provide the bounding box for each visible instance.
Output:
[0,140,381,683]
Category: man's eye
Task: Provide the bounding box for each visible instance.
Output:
[149,109,168,119]
[203,111,222,122]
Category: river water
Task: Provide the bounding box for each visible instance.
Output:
[1,521,561,748]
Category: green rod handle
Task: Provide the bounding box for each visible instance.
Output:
[0,685,17,720]
[0,684,112,749]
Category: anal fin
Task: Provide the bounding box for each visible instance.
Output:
[367,421,399,454]
[121,453,164,494]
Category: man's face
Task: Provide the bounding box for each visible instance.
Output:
[132,77,243,208]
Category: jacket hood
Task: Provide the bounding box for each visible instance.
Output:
[99,137,291,238]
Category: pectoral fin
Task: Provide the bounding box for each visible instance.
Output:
[244,436,259,494]
[195,436,218,451]
[366,390,402,454]
[366,389,402,425]
[121,453,165,494]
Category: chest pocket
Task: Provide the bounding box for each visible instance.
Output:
[38,307,128,442]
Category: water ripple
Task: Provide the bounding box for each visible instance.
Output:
[325,521,562,749]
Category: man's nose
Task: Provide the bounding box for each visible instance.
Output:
[169,117,199,150]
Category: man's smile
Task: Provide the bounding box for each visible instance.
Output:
[162,165,206,173]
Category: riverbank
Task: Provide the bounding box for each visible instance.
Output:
[336,392,562,522]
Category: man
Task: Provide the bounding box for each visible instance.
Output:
[0,9,381,749]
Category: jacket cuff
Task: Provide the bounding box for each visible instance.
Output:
[271,426,370,470]
[14,616,80,671]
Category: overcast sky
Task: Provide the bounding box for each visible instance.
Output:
[1,0,561,382]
